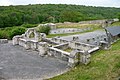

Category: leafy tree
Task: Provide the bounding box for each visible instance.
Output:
[118,13,120,20]
[60,11,84,22]
[0,14,4,28]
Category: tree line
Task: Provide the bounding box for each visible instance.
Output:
[0,4,120,28]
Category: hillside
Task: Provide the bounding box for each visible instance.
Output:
[0,4,120,28]
[49,40,120,80]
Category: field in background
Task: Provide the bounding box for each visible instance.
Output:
[49,40,120,80]
[47,23,102,38]
[56,23,101,29]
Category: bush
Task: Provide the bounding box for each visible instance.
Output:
[9,27,26,39]
[0,30,10,39]
[37,26,51,35]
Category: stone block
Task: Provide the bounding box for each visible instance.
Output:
[0,39,8,44]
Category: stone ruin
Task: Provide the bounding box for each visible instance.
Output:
[37,23,56,29]
[0,39,8,44]
[12,28,101,67]
[13,28,46,50]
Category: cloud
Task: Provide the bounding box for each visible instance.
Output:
[0,0,13,6]
[0,0,120,7]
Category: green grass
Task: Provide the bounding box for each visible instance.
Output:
[56,23,101,29]
[49,40,120,80]
[111,22,120,26]
[47,23,102,38]
[64,48,72,52]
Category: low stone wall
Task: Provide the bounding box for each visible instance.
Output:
[69,41,99,52]
[42,38,59,45]
[50,28,91,34]
[79,20,107,24]
[0,39,8,44]
[47,47,70,62]
[53,43,69,50]
[47,47,91,67]
[84,35,107,45]
[52,37,69,44]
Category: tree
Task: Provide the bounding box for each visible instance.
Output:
[0,14,4,28]
[60,11,84,22]
[118,13,120,20]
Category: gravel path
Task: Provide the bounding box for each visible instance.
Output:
[0,42,69,80]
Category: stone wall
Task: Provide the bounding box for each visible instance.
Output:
[0,39,8,44]
[84,35,107,45]
[50,28,91,34]
[52,37,69,44]
[42,38,59,45]
[69,41,99,53]
[79,20,107,24]
[53,43,69,50]
[47,47,70,62]
[38,23,56,30]
[47,46,92,67]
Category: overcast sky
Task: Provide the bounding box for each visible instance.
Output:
[0,0,120,7]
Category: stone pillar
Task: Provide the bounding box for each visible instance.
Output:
[38,42,48,56]
[13,36,20,45]
[68,57,76,67]
[80,53,91,65]
[100,41,109,50]
[25,41,31,50]
[30,40,38,50]
[68,51,79,67]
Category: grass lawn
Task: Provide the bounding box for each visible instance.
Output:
[47,24,102,38]
[49,40,120,80]
[56,23,101,29]
[111,22,120,26]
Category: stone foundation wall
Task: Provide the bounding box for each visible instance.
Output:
[53,43,69,50]
[69,41,99,52]
[12,28,101,67]
[0,39,8,44]
[50,28,91,34]
[52,37,69,44]
[47,47,70,62]
[42,38,59,45]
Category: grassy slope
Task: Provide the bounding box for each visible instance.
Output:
[49,40,120,80]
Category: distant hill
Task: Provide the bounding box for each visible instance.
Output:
[0,4,120,28]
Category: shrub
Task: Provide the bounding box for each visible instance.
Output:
[0,30,10,39]
[10,27,26,39]
[37,26,51,35]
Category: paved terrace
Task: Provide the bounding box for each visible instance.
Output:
[0,42,69,80]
